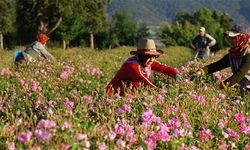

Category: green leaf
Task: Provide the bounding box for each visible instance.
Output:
[71,143,79,150]
[138,139,148,150]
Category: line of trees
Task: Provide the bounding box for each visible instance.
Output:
[159,8,234,50]
[0,1,234,51]
[16,0,109,50]
[0,0,149,50]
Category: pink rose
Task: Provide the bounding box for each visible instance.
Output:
[18,131,32,143]
[38,119,56,129]
[34,129,51,142]
[141,110,154,122]
[66,100,74,110]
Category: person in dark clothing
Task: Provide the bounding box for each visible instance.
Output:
[196,24,250,98]
[190,27,216,60]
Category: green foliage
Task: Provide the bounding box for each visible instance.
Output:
[0,0,16,49]
[110,12,137,47]
[16,0,84,44]
[136,23,150,42]
[4,32,17,49]
[76,0,110,49]
[0,0,15,33]
[16,0,37,43]
[93,14,150,49]
[160,22,177,46]
[55,15,85,42]
[159,8,233,50]
[94,29,111,49]
[194,8,214,26]
[160,21,197,46]
[2,0,241,50]
[83,0,109,34]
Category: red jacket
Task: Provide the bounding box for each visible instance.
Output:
[106,57,179,95]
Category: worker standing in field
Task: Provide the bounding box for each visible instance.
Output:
[14,33,54,66]
[190,27,216,60]
[106,38,181,96]
[195,24,250,98]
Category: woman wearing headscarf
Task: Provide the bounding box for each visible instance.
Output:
[14,33,54,66]
[196,24,250,97]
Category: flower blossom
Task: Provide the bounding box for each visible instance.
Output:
[18,131,32,143]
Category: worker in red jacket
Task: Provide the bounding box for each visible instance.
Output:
[106,39,181,96]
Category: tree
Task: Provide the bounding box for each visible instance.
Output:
[110,12,137,47]
[0,0,15,50]
[136,23,150,42]
[160,22,177,46]
[175,11,193,25]
[55,15,84,49]
[83,0,110,50]
[160,8,233,49]
[193,8,232,50]
[16,0,82,44]
[212,11,233,49]
[193,8,214,26]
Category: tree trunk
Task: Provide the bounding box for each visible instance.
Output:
[63,40,66,50]
[38,19,48,34]
[90,33,94,50]
[46,17,62,35]
[0,32,3,50]
[63,40,69,50]
[67,41,69,49]
[36,2,62,34]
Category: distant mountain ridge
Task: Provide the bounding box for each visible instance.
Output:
[107,0,250,25]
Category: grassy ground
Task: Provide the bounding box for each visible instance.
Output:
[0,46,193,79]
[0,46,249,149]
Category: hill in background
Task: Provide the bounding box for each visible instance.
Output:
[107,0,250,25]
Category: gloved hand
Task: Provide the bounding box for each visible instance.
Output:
[219,82,228,90]
[195,68,205,76]
[190,68,205,81]
[175,74,182,80]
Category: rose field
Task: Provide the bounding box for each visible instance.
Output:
[0,47,249,150]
